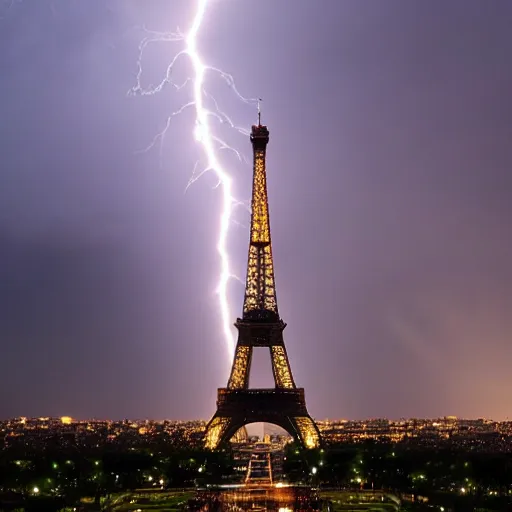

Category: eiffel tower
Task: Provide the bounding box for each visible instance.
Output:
[204,112,321,450]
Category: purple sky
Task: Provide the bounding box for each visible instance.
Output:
[1,0,512,421]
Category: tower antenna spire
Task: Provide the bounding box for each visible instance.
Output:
[257,98,262,126]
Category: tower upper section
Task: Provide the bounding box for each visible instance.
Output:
[249,124,271,245]
[242,122,279,321]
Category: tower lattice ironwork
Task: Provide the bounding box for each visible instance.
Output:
[204,116,321,450]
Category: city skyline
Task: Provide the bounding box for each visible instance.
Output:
[1,0,512,421]
[3,413,512,423]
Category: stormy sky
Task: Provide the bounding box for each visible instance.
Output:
[1,0,511,421]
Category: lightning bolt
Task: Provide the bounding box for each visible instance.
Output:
[129,0,256,363]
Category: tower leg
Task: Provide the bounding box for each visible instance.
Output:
[291,416,322,449]
[204,412,321,450]
[270,345,295,389]
[227,345,253,389]
[204,415,232,450]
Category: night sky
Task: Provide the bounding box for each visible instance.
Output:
[1,0,512,421]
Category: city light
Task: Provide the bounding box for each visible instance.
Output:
[1,415,511,508]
